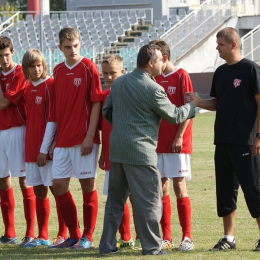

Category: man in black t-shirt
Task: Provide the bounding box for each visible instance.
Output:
[187,27,260,251]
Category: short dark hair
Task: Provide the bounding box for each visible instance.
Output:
[137,44,161,69]
[0,36,13,51]
[216,27,241,49]
[149,39,170,60]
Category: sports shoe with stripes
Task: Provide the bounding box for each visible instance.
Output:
[178,237,194,251]
[210,238,236,251]
[0,236,18,244]
[254,238,260,251]
[49,237,77,249]
[162,240,174,250]
[19,236,34,247]
[52,236,66,246]
[116,238,134,248]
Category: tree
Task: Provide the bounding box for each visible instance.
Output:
[6,0,27,12]
[50,0,66,11]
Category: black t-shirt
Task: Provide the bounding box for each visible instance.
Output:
[210,58,260,145]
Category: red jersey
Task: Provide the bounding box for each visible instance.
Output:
[101,88,112,171]
[0,64,26,130]
[24,77,54,162]
[53,57,102,147]
[155,68,193,154]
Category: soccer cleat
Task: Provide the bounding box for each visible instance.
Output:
[22,238,51,248]
[178,237,194,251]
[52,236,66,246]
[155,249,167,255]
[132,239,142,250]
[100,247,119,255]
[19,236,34,247]
[70,236,94,250]
[116,238,134,248]
[49,237,77,249]
[254,238,260,251]
[210,238,236,251]
[162,239,174,250]
[0,236,18,244]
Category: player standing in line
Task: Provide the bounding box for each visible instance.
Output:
[99,55,134,249]
[19,49,68,248]
[0,36,36,245]
[150,40,194,251]
[49,27,102,249]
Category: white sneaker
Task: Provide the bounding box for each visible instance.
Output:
[178,237,194,251]
[162,240,174,249]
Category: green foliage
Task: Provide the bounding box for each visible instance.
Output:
[50,0,66,11]
[6,0,27,11]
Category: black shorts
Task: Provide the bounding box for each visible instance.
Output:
[215,143,260,218]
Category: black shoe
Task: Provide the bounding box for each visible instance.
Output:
[155,249,167,255]
[210,238,236,251]
[254,239,260,251]
[100,247,119,256]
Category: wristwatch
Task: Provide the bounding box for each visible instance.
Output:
[256,133,260,138]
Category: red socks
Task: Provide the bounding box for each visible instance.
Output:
[160,195,172,241]
[82,190,98,241]
[36,198,50,240]
[55,191,81,240]
[129,196,139,239]
[177,196,192,240]
[0,187,16,238]
[118,202,131,241]
[22,187,36,238]
[54,197,68,239]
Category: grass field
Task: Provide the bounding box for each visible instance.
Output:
[1,112,260,259]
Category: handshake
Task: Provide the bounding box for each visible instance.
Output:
[185,92,201,108]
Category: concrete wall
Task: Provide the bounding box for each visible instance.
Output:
[174,16,239,73]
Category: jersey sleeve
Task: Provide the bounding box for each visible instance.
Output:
[3,69,26,105]
[182,70,194,93]
[89,62,103,102]
[45,79,56,122]
[251,63,260,95]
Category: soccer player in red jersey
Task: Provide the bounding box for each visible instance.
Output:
[0,36,36,244]
[49,27,102,249]
[150,40,194,251]
[19,49,68,247]
[99,55,133,248]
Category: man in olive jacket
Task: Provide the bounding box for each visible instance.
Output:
[99,44,201,255]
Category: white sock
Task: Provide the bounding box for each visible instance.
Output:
[224,235,235,242]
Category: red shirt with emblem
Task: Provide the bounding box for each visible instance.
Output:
[0,64,26,130]
[53,57,102,147]
[23,77,55,162]
[155,68,193,154]
[101,88,112,171]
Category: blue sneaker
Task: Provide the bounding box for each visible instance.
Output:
[49,237,77,249]
[0,236,18,244]
[22,238,51,248]
[70,236,94,249]
[19,236,34,247]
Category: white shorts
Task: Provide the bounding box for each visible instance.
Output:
[52,144,99,179]
[0,126,26,178]
[157,153,191,181]
[25,161,53,186]
[103,171,109,195]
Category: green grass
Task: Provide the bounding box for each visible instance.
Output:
[1,112,259,259]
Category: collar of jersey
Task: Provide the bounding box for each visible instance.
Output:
[65,57,83,70]
[31,76,50,87]
[1,63,17,76]
[161,68,179,77]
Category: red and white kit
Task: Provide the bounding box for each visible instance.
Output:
[156,68,193,180]
[24,77,55,186]
[0,64,26,177]
[52,57,102,179]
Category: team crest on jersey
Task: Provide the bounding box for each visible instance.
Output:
[73,78,82,87]
[167,86,176,95]
[35,96,42,105]
[233,79,241,88]
[5,83,9,90]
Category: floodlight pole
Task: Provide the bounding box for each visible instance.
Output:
[39,0,43,52]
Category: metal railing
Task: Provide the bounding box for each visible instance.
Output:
[241,24,260,63]
[161,0,232,63]
[0,12,21,32]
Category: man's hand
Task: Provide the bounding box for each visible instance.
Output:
[81,135,93,156]
[37,153,47,167]
[98,152,105,170]
[185,92,194,103]
[253,137,260,156]
[172,136,183,153]
[49,138,56,159]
